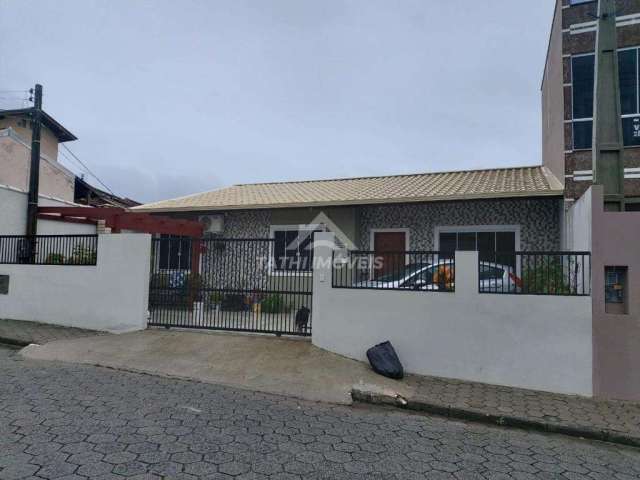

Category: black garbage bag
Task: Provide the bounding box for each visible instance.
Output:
[366,341,404,379]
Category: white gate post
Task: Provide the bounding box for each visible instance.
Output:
[311,232,335,346]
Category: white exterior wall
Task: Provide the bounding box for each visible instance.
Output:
[0,234,151,333]
[564,188,592,252]
[312,233,593,396]
[0,184,96,235]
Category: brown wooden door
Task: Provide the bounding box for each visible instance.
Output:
[373,231,406,279]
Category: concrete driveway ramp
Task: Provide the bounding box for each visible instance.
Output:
[20,329,412,405]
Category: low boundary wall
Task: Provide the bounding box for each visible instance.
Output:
[312,233,593,396]
[0,234,151,333]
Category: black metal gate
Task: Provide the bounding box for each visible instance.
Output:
[148,238,312,336]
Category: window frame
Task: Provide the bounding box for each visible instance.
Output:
[433,225,521,253]
[269,224,325,275]
[156,234,192,271]
[571,47,640,150]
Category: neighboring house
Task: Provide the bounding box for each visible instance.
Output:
[0,108,94,235]
[0,109,77,203]
[542,0,640,210]
[74,176,140,208]
[134,166,564,272]
[0,108,99,235]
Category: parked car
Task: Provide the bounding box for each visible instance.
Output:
[355,259,516,292]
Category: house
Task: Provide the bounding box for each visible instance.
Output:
[0,107,77,204]
[131,0,639,400]
[0,107,138,235]
[0,108,96,235]
[74,176,140,209]
[134,165,564,272]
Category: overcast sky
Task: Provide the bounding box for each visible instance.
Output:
[1,0,555,204]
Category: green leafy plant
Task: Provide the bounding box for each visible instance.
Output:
[221,293,246,311]
[150,272,170,289]
[45,253,65,265]
[185,273,202,305]
[260,294,289,314]
[209,292,224,304]
[520,259,575,295]
[67,246,97,265]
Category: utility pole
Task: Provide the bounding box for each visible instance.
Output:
[26,84,43,237]
[592,0,625,211]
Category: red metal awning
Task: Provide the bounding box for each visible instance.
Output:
[38,206,205,273]
[37,206,203,237]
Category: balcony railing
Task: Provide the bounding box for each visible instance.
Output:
[478,252,591,296]
[332,251,454,292]
[0,235,98,266]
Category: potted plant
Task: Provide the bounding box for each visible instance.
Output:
[208,292,224,311]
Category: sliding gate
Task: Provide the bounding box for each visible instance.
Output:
[148,238,312,336]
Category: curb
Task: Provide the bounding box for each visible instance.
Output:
[351,388,640,449]
[0,336,30,348]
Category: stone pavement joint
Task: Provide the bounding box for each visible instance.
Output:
[1,346,640,479]
[0,318,106,346]
[353,372,640,449]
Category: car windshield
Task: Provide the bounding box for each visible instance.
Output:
[375,263,430,283]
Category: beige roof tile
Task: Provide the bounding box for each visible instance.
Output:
[134,166,563,212]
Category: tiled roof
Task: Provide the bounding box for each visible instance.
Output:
[134,166,563,212]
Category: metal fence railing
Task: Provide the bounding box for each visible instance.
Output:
[148,237,313,336]
[479,252,591,296]
[332,251,454,292]
[0,235,98,266]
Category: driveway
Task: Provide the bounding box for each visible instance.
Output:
[20,329,411,405]
[2,345,640,479]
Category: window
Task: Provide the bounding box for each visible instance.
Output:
[569,0,594,4]
[625,200,640,211]
[571,48,640,149]
[271,227,322,272]
[479,265,504,281]
[437,228,517,266]
[158,235,191,270]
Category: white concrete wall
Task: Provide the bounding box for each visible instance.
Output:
[312,233,593,396]
[0,184,96,235]
[0,234,151,333]
[565,187,592,252]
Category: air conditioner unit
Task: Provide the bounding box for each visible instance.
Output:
[199,215,224,235]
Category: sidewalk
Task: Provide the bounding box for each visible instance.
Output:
[12,326,640,448]
[353,372,640,448]
[0,318,106,346]
[19,329,411,405]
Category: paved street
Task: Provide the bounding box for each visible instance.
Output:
[1,346,639,480]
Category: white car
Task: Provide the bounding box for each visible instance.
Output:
[355,259,517,292]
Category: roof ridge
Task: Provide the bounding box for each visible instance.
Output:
[233,165,543,187]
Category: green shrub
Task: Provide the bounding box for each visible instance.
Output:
[209,292,224,304]
[45,253,65,264]
[261,294,289,314]
[67,246,97,265]
[150,273,170,288]
[521,259,574,295]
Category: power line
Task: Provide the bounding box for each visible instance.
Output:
[60,143,117,196]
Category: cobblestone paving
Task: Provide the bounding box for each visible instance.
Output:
[0,319,105,346]
[405,374,640,441]
[1,347,640,479]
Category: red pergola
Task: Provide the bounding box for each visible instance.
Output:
[38,206,204,272]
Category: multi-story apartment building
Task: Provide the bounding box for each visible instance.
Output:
[543,0,640,211]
